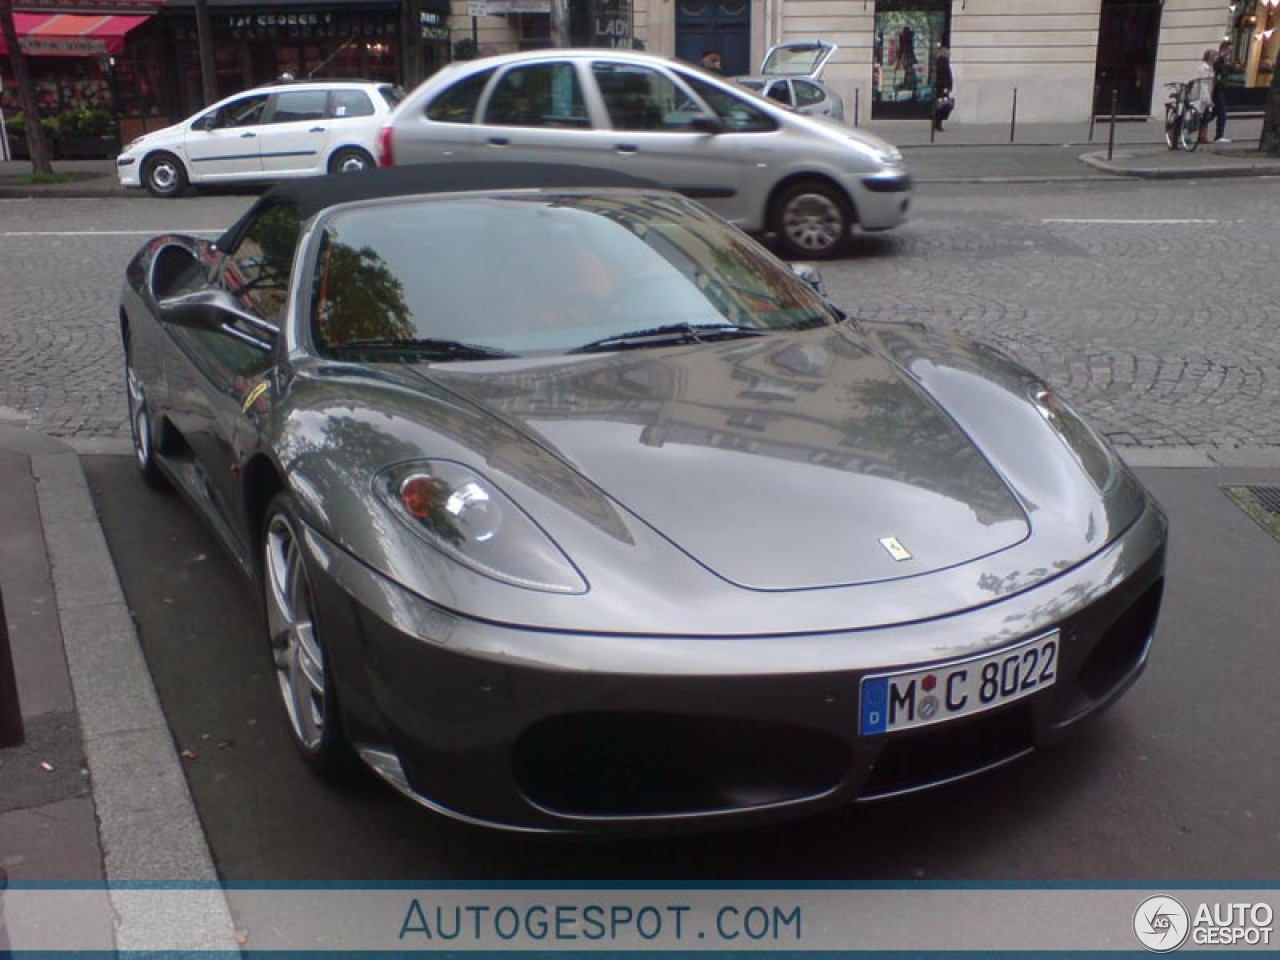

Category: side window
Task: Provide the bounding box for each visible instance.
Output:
[425,68,496,123]
[794,80,825,107]
[593,62,700,131]
[484,63,587,128]
[330,89,375,118]
[767,81,794,107]
[271,89,329,124]
[680,74,778,132]
[222,202,302,322]
[203,94,269,130]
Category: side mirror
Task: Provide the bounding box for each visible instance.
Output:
[789,262,825,295]
[196,114,218,132]
[158,290,277,353]
[688,113,724,134]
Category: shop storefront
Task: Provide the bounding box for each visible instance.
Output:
[870,0,949,120]
[112,0,454,135]
[1224,0,1280,109]
[1,6,156,156]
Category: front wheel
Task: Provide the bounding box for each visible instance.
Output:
[770,179,854,261]
[328,147,374,175]
[142,152,188,198]
[1164,104,1179,150]
[1179,107,1202,152]
[124,336,166,489]
[262,493,354,776]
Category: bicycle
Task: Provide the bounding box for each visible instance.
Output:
[1163,80,1204,152]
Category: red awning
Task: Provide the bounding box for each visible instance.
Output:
[0,12,151,57]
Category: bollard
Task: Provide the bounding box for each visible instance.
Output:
[1089,84,1098,141]
[854,88,860,127]
[1107,88,1118,161]
[0,588,23,749]
[1009,87,1018,143]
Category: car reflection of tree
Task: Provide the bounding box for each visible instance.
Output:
[313,239,414,346]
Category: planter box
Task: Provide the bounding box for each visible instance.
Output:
[58,136,117,159]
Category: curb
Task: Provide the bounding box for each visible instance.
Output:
[1079,149,1280,179]
[3,427,238,950]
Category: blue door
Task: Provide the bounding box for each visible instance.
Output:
[675,0,750,77]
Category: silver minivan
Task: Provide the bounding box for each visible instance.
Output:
[379,49,910,259]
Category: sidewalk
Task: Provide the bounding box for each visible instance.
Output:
[1,117,1278,198]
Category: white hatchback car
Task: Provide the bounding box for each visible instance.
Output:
[379,49,909,259]
[117,79,403,198]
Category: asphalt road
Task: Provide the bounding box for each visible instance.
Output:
[83,454,1280,882]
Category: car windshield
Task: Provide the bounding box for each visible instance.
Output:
[309,192,840,359]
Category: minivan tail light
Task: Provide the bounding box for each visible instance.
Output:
[376,126,394,167]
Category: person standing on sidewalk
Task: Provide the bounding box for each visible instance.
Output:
[1211,40,1232,143]
[932,45,954,132]
[1195,49,1215,144]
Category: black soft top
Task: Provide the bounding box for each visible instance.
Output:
[217,162,662,250]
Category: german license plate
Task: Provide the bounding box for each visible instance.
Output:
[859,631,1059,737]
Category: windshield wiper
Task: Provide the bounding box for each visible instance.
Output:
[331,338,516,361]
[569,323,763,355]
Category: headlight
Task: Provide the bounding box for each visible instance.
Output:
[375,460,586,594]
[1028,382,1115,490]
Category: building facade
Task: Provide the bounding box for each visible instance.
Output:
[455,0,1243,124]
[2,0,1258,146]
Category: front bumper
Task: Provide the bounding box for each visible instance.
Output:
[846,167,911,231]
[302,500,1166,834]
[116,154,142,189]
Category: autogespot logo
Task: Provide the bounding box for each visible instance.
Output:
[1134,895,1191,952]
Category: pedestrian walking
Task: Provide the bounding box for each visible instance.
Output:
[1211,40,1232,142]
[932,45,953,132]
[701,50,723,74]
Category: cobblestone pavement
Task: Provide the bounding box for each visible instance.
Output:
[1,179,1277,451]
[823,176,1280,452]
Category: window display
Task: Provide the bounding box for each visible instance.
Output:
[872,0,949,119]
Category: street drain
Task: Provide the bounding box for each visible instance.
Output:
[1221,485,1280,541]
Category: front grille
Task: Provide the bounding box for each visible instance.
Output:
[1078,580,1163,699]
[857,704,1034,800]
[512,712,850,818]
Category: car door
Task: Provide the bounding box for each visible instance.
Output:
[397,67,497,164]
[162,201,298,559]
[473,60,617,164]
[184,93,268,182]
[590,60,779,229]
[258,88,332,176]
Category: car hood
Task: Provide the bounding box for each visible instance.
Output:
[425,326,1030,591]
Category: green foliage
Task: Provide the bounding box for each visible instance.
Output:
[57,104,117,139]
[3,112,63,140]
[11,172,75,185]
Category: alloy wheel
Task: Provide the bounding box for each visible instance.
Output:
[264,511,327,752]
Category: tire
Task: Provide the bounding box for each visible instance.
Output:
[124,333,166,489]
[142,151,188,198]
[1164,105,1179,150]
[328,147,374,175]
[261,493,354,776]
[1179,107,1201,153]
[770,179,854,261]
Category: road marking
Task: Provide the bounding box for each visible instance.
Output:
[1041,218,1219,224]
[0,229,220,237]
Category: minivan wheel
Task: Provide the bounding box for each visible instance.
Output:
[771,179,854,260]
[328,147,374,175]
[143,152,188,199]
